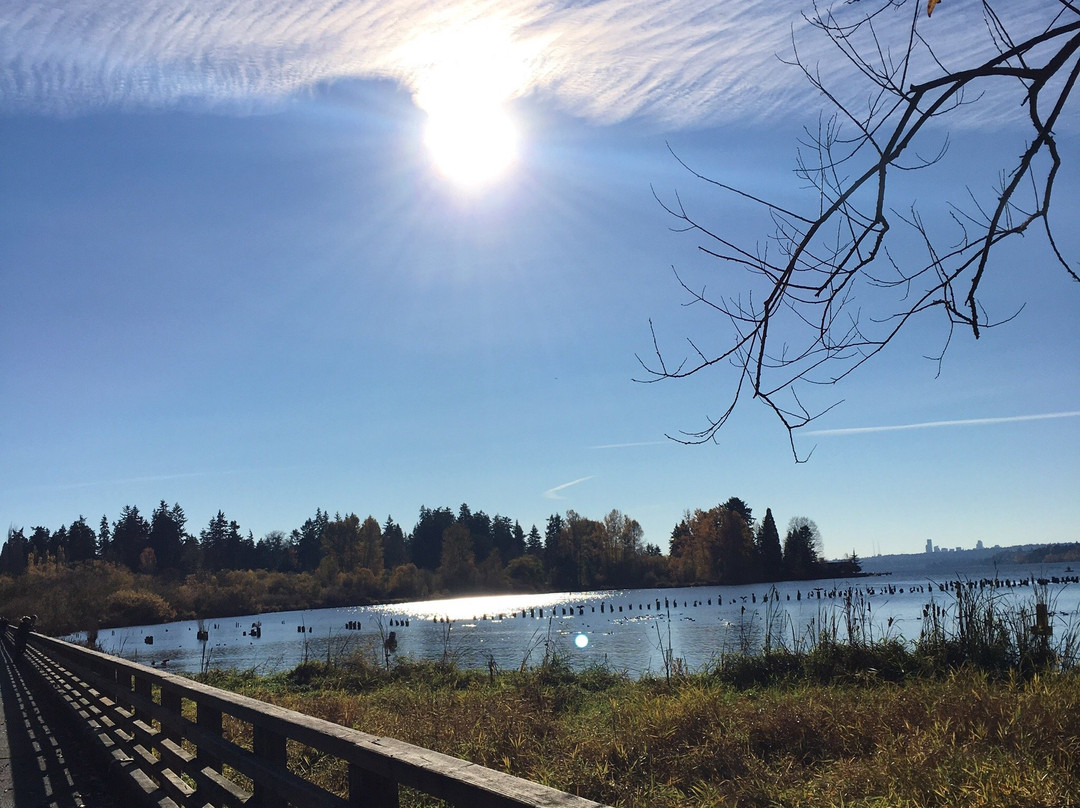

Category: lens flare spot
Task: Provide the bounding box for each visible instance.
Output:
[574,633,589,649]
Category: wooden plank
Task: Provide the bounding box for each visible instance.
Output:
[187,763,252,808]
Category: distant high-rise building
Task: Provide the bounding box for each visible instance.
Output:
[976,540,984,550]
[926,539,934,554]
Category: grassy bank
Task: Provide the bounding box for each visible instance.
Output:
[197,643,1080,807]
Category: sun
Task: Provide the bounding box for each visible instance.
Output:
[402,21,530,189]
[423,97,518,188]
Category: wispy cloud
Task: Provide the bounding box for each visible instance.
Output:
[1,0,1054,124]
[544,475,595,499]
[9,466,296,494]
[590,440,669,449]
[805,411,1080,437]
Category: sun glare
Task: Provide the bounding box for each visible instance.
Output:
[402,21,530,189]
[424,99,518,188]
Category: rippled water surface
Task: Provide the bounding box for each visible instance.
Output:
[79,558,1079,676]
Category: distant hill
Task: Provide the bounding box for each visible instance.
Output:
[857,542,1079,578]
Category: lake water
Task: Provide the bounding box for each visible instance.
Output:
[78,558,1080,677]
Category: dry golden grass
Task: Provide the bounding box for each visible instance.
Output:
[200,658,1080,807]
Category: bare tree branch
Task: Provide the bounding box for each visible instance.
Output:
[641,0,1079,458]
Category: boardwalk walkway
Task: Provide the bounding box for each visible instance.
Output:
[3,633,608,808]
[0,639,118,808]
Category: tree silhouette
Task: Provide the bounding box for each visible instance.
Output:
[756,508,784,581]
[784,517,823,580]
[642,0,1079,457]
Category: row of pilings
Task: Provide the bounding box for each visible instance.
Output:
[373,573,1077,627]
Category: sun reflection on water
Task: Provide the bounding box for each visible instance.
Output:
[371,590,609,622]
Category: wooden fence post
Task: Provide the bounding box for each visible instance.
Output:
[159,685,183,746]
[198,703,223,772]
[133,672,154,723]
[252,725,288,808]
[349,763,399,808]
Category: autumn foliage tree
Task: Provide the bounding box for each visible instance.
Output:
[670,502,757,585]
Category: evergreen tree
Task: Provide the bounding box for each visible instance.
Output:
[148,501,186,573]
[292,508,327,572]
[543,513,564,573]
[546,512,590,590]
[525,525,543,556]
[511,521,527,559]
[723,497,754,531]
[0,527,28,575]
[409,506,454,571]
[29,526,50,561]
[233,526,256,570]
[755,508,784,581]
[783,517,823,580]
[179,533,203,574]
[490,514,521,563]
[196,512,251,570]
[200,511,230,570]
[458,504,493,561]
[111,506,150,571]
[717,508,756,583]
[98,516,111,560]
[381,516,408,569]
[48,525,68,560]
[66,516,98,562]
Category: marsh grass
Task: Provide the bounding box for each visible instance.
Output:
[195,587,1080,807]
[201,659,1080,807]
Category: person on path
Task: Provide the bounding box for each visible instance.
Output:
[14,614,34,657]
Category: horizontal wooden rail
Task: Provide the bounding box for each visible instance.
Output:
[20,633,609,808]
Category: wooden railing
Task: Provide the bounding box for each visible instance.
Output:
[19,633,608,808]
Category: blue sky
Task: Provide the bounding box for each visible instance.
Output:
[2,0,1078,559]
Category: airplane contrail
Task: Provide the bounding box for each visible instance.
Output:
[805,411,1080,437]
[544,475,595,499]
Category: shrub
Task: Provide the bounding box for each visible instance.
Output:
[102,588,175,627]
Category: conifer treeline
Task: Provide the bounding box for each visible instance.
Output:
[1,496,855,600]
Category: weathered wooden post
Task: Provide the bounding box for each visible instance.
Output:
[198,702,224,773]
[349,763,399,808]
[133,671,154,723]
[1031,602,1053,638]
[158,684,183,750]
[252,724,288,808]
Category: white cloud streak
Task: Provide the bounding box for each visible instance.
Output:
[1,0,1059,125]
[805,411,1080,437]
[8,465,299,494]
[544,475,595,499]
[590,440,669,449]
